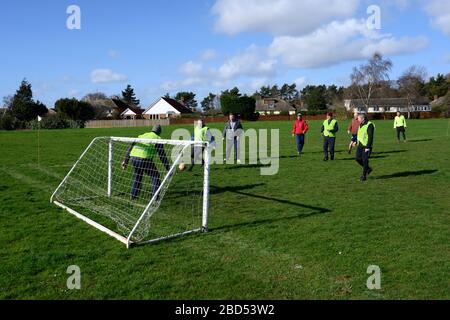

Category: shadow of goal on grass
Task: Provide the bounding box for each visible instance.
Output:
[210,184,331,232]
[376,169,438,180]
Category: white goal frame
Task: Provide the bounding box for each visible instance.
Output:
[50,136,210,248]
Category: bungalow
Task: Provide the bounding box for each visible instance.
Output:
[120,107,144,120]
[143,97,194,119]
[255,98,297,116]
[344,98,431,114]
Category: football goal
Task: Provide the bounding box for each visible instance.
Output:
[50,137,210,248]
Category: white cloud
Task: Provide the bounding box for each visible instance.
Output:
[201,49,218,61]
[163,45,278,92]
[294,77,307,89]
[212,0,359,36]
[179,61,203,77]
[90,69,127,84]
[425,0,450,36]
[269,19,428,68]
[217,45,277,79]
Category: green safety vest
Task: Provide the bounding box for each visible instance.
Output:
[323,119,337,138]
[357,121,374,147]
[194,126,209,142]
[130,132,161,159]
[394,115,406,128]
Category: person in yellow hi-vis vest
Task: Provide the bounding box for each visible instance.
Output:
[188,119,215,171]
[394,111,407,142]
[355,113,375,182]
[321,112,339,161]
[121,125,170,200]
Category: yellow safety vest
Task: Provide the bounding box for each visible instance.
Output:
[130,132,161,159]
[357,121,374,147]
[394,116,406,128]
[194,126,209,142]
[323,119,337,138]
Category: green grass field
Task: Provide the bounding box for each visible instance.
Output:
[0,119,449,300]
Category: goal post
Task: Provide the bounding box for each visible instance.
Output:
[50,136,210,248]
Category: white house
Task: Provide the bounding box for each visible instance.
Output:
[344,98,431,114]
[120,107,144,120]
[143,97,194,119]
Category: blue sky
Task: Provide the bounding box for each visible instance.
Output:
[0,0,449,107]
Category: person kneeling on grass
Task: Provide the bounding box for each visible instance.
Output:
[121,125,170,200]
[291,113,309,157]
[355,113,375,182]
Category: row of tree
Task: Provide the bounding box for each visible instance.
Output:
[2,54,449,130]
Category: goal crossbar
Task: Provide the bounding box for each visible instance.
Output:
[50,136,210,248]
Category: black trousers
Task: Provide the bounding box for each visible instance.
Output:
[396,126,406,141]
[323,137,336,160]
[355,145,371,176]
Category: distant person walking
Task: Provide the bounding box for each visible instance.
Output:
[394,112,407,142]
[321,112,339,161]
[223,114,244,164]
[347,112,360,154]
[291,113,309,157]
[355,113,375,182]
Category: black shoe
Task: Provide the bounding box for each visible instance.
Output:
[360,175,367,182]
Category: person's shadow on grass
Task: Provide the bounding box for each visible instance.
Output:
[376,169,438,180]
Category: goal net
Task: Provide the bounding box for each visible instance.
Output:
[50,137,210,248]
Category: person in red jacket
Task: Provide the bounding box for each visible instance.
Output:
[291,113,309,157]
[347,112,360,154]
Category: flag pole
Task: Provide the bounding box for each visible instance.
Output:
[37,116,41,168]
[447,118,450,138]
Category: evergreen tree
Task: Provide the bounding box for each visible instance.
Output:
[175,92,198,110]
[121,85,140,106]
[201,93,217,112]
[11,79,47,122]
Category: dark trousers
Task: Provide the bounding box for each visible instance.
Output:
[295,134,305,153]
[188,146,205,170]
[323,137,336,160]
[396,127,406,141]
[131,157,161,199]
[355,145,371,177]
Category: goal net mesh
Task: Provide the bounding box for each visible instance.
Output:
[52,137,206,243]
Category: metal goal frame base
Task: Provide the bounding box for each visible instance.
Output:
[51,137,210,249]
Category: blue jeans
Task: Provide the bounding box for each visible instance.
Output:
[131,157,161,199]
[295,134,305,153]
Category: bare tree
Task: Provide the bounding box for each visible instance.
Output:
[398,65,427,118]
[350,53,393,112]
